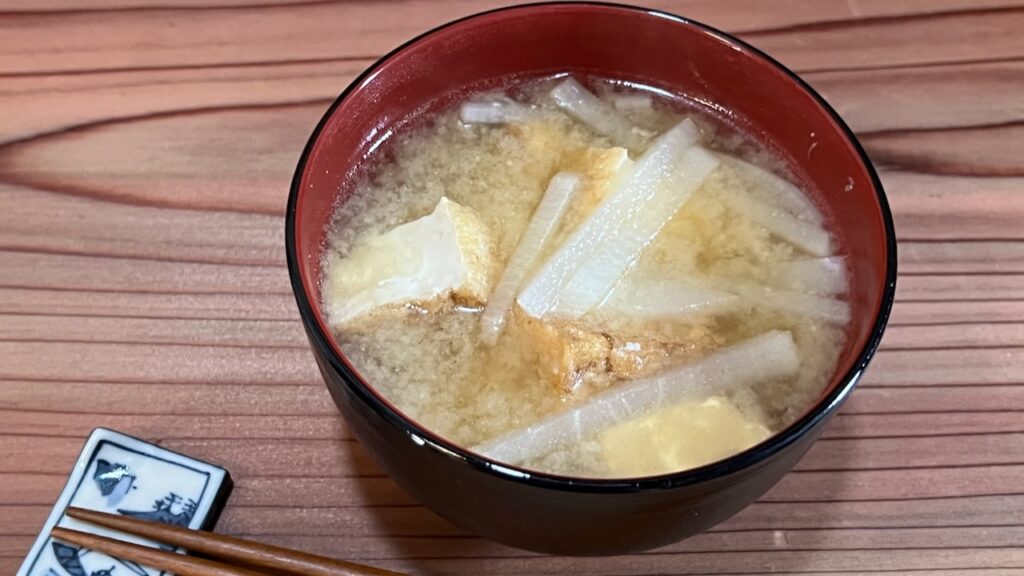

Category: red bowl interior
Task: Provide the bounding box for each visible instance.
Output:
[291,3,894,475]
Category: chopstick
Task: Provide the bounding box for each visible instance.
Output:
[51,527,270,576]
[55,507,407,576]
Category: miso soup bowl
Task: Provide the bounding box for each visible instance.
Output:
[287,2,896,556]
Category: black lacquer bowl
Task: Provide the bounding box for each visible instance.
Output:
[286,2,896,555]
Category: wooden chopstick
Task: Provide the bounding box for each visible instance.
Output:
[63,507,407,576]
[51,526,272,576]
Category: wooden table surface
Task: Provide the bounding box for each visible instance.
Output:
[2,1,1023,574]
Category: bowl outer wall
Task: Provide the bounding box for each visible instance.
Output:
[286,2,897,555]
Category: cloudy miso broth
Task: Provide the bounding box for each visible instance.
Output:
[322,76,847,477]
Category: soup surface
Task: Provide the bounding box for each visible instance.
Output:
[323,76,847,477]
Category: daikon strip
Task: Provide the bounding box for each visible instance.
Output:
[715,153,823,224]
[516,119,701,318]
[479,173,581,343]
[459,99,537,124]
[550,146,720,318]
[731,283,850,324]
[719,188,833,256]
[596,276,738,320]
[550,77,650,149]
[773,257,848,295]
[612,93,653,112]
[472,330,800,465]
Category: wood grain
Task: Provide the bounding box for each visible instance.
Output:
[1,1,1023,574]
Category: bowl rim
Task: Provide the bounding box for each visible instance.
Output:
[286,1,898,493]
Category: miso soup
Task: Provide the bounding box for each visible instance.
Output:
[322,76,847,478]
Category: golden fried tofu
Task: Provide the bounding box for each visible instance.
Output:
[327,197,494,326]
[607,339,668,379]
[510,304,716,394]
[600,396,771,476]
[513,311,612,394]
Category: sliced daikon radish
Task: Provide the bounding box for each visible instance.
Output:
[516,119,701,318]
[472,330,800,465]
[480,173,581,344]
[459,99,537,124]
[550,77,651,149]
[719,188,833,256]
[731,283,850,324]
[612,93,653,112]
[773,257,848,295]
[715,153,822,224]
[596,276,738,320]
[551,146,720,318]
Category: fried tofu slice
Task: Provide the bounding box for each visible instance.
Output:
[327,197,494,326]
[510,305,716,394]
[513,312,612,394]
[606,325,717,380]
[607,338,668,378]
[600,396,771,476]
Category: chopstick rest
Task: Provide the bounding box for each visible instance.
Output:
[17,428,232,576]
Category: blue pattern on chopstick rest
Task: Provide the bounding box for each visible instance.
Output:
[17,429,232,576]
[93,459,135,506]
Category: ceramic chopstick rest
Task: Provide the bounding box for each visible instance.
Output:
[18,428,232,576]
